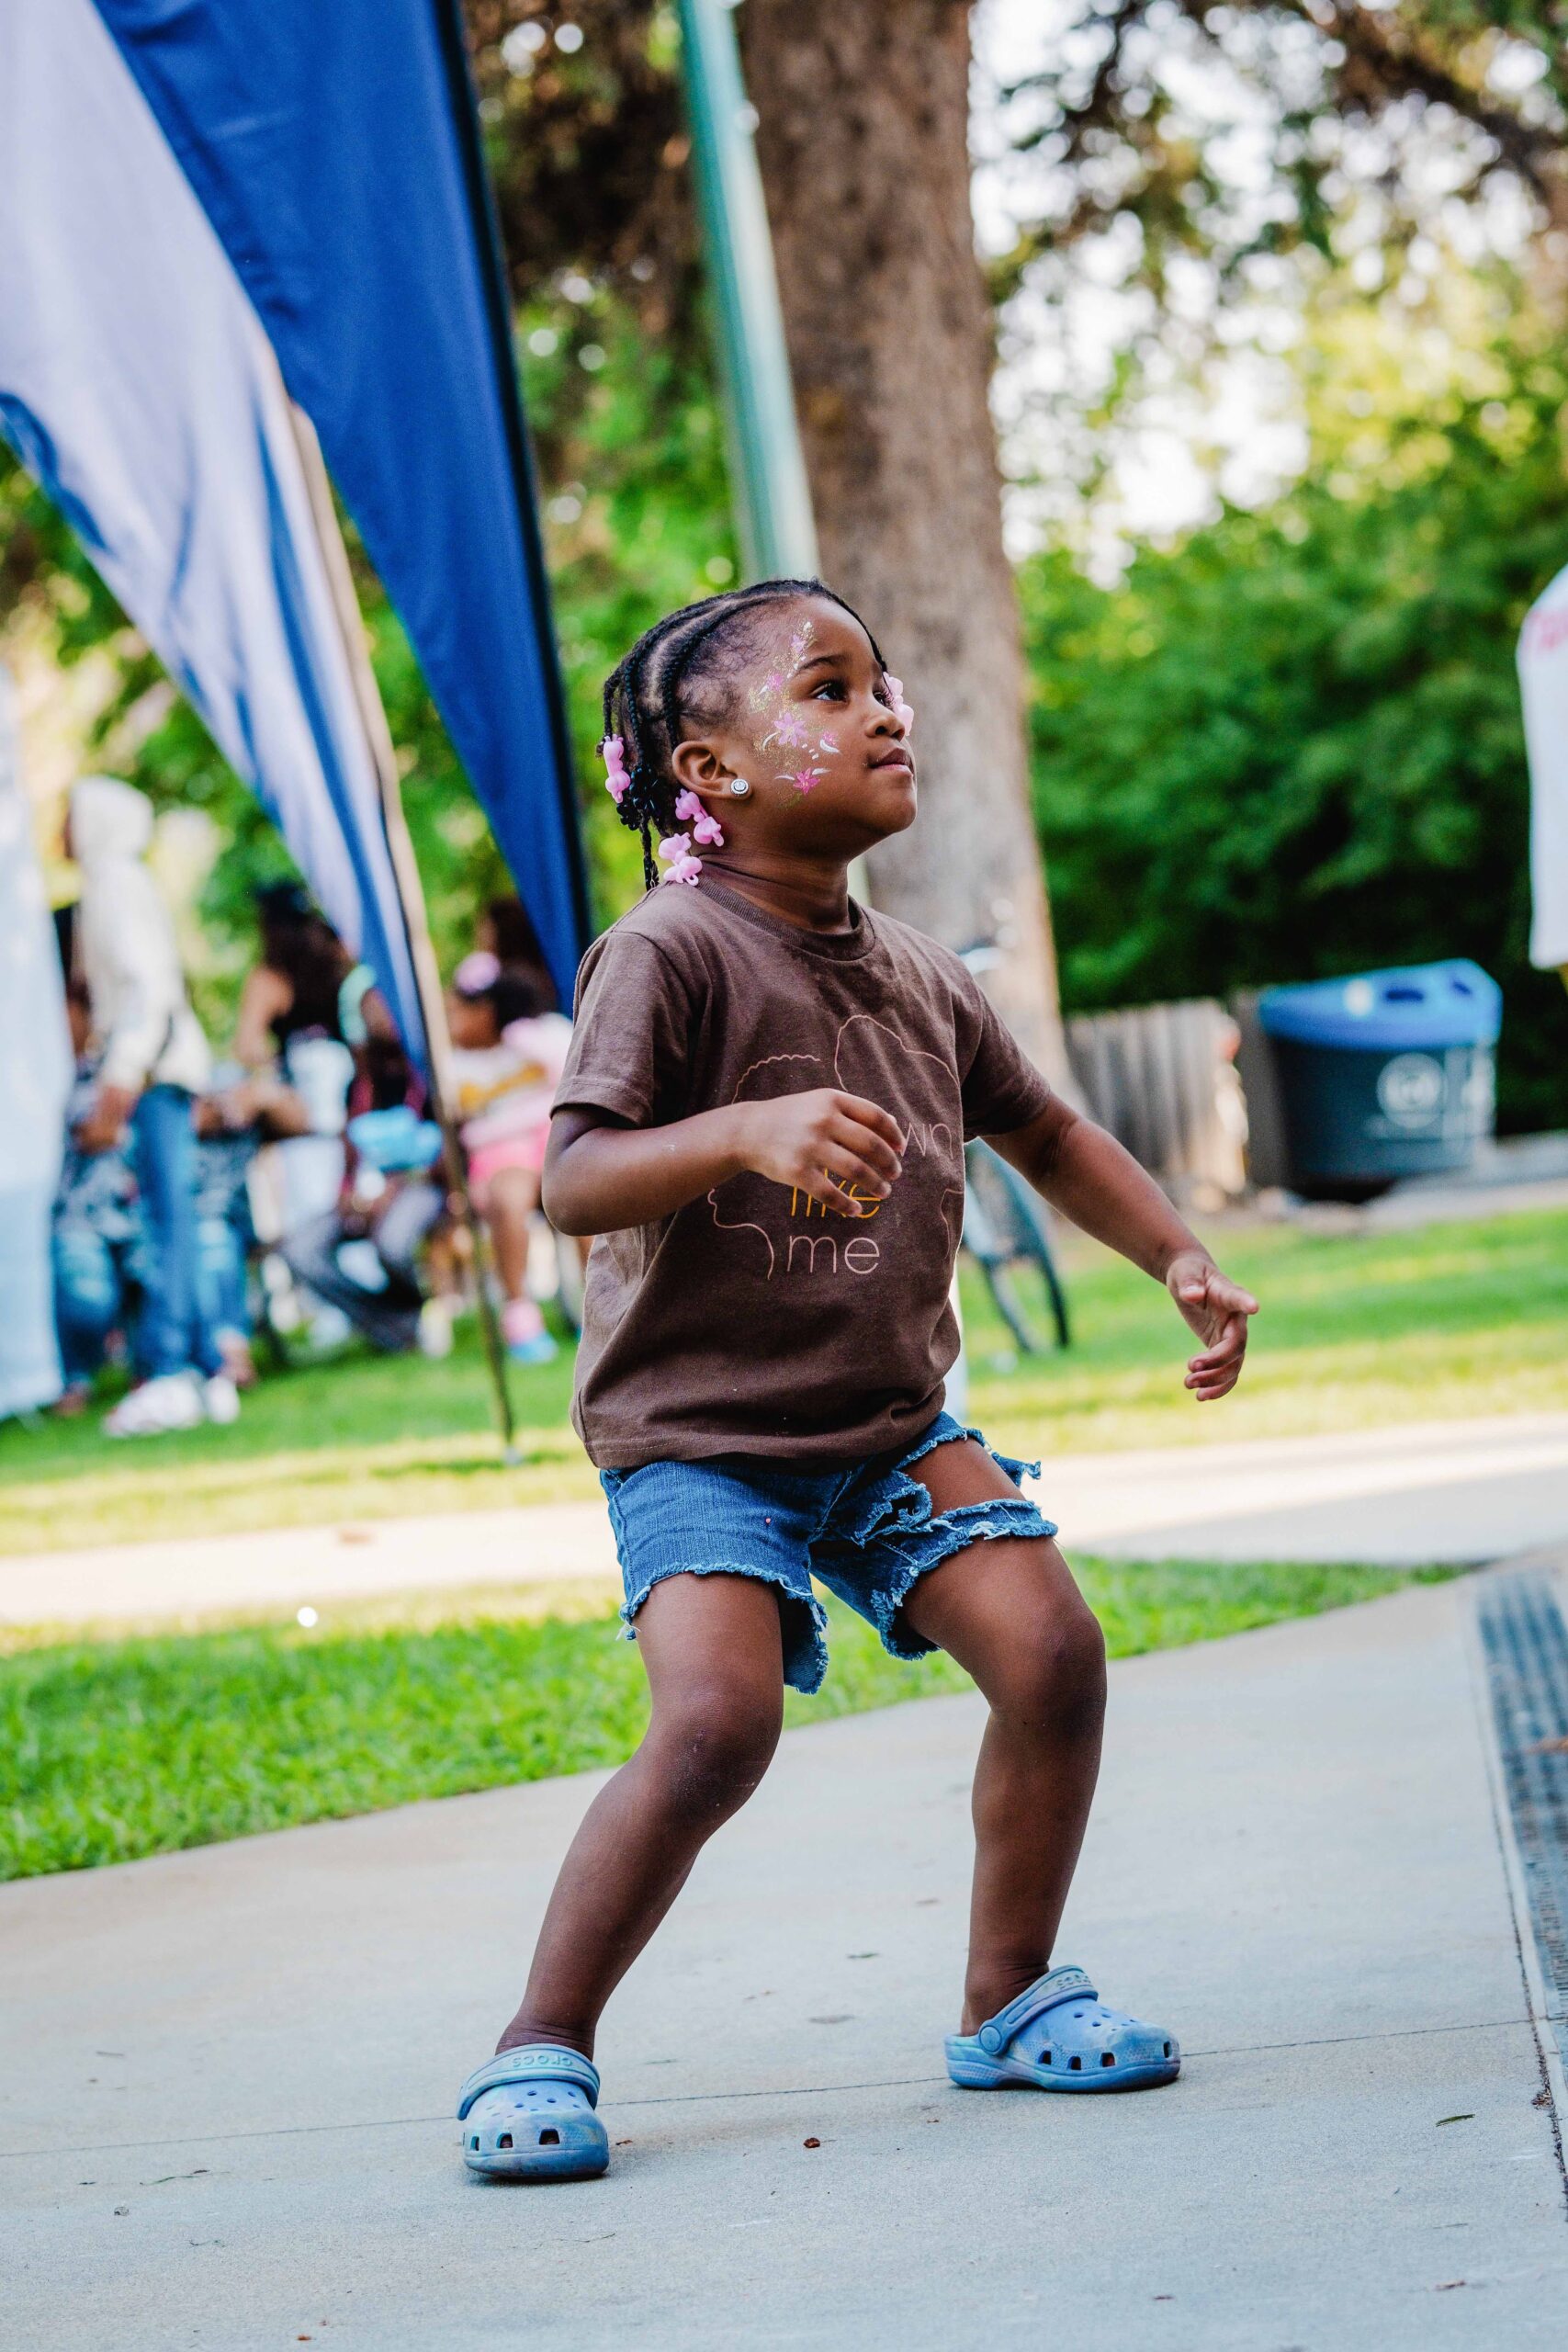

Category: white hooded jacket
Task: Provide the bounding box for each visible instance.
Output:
[70,775,210,1095]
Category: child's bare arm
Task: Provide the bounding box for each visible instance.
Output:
[544,1091,906,1238]
[989,1098,1258,1402]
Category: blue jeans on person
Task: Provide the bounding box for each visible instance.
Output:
[133,1085,222,1382]
[196,1209,251,1342]
[279,1179,443,1353]
[51,1219,146,1386]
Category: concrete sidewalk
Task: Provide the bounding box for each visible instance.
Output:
[6,1410,1568,1629]
[4,1568,1565,2347]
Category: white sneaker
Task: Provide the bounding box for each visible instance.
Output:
[104,1371,205,1439]
[418,1298,455,1359]
[204,1373,242,1426]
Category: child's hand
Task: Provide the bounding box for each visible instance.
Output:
[73,1082,136,1156]
[732,1089,905,1217]
[1167,1250,1259,1402]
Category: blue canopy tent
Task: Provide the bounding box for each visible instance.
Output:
[94,0,589,1017]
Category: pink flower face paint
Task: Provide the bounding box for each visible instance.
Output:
[748,617,843,795]
[884,674,914,734]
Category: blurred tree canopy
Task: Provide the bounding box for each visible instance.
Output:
[1022,271,1568,1130]
[993,0,1568,311]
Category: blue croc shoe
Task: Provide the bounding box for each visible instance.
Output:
[457,2044,610,2181]
[946,1964,1179,2094]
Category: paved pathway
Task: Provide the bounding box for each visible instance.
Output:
[4,1566,1565,2347]
[6,1411,1568,1630]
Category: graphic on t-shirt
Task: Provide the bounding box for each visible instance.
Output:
[706,1015,965,1281]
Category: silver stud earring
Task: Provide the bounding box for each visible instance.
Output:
[727,775,751,797]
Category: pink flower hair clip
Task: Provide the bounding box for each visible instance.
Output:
[453,949,501,998]
[657,831,704,886]
[673,788,724,847]
[602,735,631,804]
[885,673,915,733]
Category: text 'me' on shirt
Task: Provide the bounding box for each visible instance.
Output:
[555,881,1054,1467]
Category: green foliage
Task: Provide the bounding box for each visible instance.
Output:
[513,298,738,922]
[1021,292,1568,1132]
[0,1559,1461,1878]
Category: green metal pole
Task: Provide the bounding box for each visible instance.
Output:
[678,2,957,1350]
[677,0,819,582]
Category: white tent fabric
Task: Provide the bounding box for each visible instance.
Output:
[0,665,72,1418]
[0,0,419,1042]
[1519,560,1568,974]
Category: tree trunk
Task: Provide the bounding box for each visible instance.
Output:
[737,0,1069,1083]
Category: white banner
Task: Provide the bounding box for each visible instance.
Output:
[0,665,72,1416]
[1519,560,1568,973]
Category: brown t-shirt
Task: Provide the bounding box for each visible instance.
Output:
[556,880,1054,1467]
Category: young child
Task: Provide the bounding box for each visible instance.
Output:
[446,952,572,1363]
[456,580,1258,2181]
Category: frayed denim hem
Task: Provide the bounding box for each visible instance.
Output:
[872,1495,1058,1660]
[619,1559,830,1696]
[897,1415,1043,1491]
[823,1426,1055,1664]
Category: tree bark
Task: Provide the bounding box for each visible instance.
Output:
[738,0,1069,1082]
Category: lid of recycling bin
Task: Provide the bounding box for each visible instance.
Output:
[1258,960,1501,1052]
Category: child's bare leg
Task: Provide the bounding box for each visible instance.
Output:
[484,1165,539,1300]
[898,1440,1107,2033]
[498,1572,785,2059]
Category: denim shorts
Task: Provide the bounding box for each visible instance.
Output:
[599,1412,1056,1695]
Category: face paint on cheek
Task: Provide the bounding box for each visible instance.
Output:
[748,623,811,753]
[748,619,843,794]
[778,727,840,796]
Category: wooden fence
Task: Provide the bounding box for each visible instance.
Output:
[1065,998,1249,1204]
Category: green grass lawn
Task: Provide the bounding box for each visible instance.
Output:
[1,1204,1564,1555]
[0,1557,1461,1881]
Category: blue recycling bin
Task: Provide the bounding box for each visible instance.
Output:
[1258,960,1502,1200]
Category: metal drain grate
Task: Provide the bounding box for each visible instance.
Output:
[1477,1570,1568,2010]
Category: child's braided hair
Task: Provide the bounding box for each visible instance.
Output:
[601,577,888,890]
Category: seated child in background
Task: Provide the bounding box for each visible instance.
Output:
[446,951,571,1365]
[475,893,558,1013]
[194,1065,311,1386]
[278,1054,445,1360]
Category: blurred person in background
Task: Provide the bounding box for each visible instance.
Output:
[235,879,390,1073]
[446,950,571,1363]
[278,1031,446,1356]
[65,775,236,1436]
[475,891,558,1012]
[194,1063,312,1387]
[0,664,73,1421]
[51,965,152,1414]
[235,881,390,1351]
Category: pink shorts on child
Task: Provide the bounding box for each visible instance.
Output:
[468,1126,548,1207]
